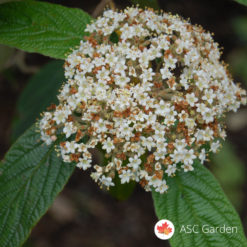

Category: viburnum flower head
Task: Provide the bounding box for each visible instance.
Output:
[39,7,247,193]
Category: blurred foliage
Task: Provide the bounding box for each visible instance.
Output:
[211,141,245,210]
[130,0,159,9]
[217,10,247,211]
[232,17,247,43]
[22,240,32,247]
[0,0,12,3]
[229,16,247,86]
[12,60,64,140]
[235,0,247,6]
[0,45,14,71]
[229,48,247,84]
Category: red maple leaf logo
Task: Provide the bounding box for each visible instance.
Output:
[157,222,173,235]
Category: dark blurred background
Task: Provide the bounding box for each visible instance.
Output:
[0,0,247,246]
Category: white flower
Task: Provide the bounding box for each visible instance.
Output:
[63,122,77,138]
[102,137,115,153]
[202,110,215,123]
[181,164,194,172]
[114,74,130,87]
[114,59,127,74]
[154,151,166,161]
[174,139,187,151]
[119,170,133,183]
[140,68,155,83]
[196,103,209,115]
[155,162,162,170]
[65,141,78,154]
[128,155,142,170]
[39,112,52,129]
[203,127,214,141]
[164,106,177,126]
[54,106,71,124]
[39,7,246,194]
[94,119,108,133]
[155,100,170,117]
[148,46,162,59]
[165,164,177,176]
[155,180,168,193]
[170,149,184,164]
[160,66,172,80]
[183,149,196,165]
[117,123,133,140]
[210,140,221,153]
[140,136,155,151]
[96,66,110,81]
[157,35,169,50]
[105,53,119,67]
[77,158,91,170]
[202,89,216,104]
[186,93,198,107]
[120,23,135,40]
[156,141,168,153]
[165,55,177,69]
[185,118,196,130]
[150,175,162,188]
[100,175,114,187]
[199,148,206,164]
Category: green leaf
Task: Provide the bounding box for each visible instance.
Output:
[12,60,64,140]
[235,0,247,6]
[0,125,75,247]
[130,0,160,9]
[152,162,247,247]
[0,1,92,59]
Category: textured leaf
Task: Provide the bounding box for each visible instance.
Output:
[152,163,247,247]
[0,1,92,59]
[0,125,75,247]
[130,0,160,9]
[235,0,247,6]
[12,60,64,140]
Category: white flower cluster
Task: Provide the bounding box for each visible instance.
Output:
[39,7,246,193]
